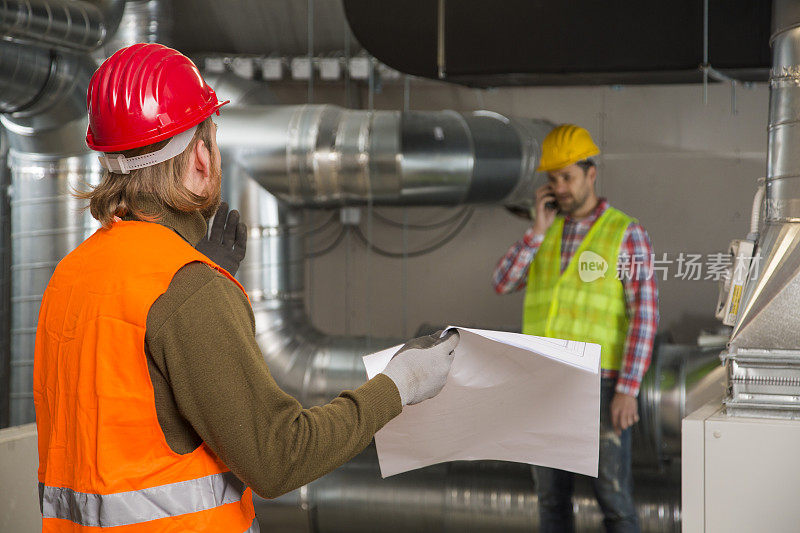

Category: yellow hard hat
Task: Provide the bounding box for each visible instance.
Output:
[537,124,600,172]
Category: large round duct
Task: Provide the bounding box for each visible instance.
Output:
[8,151,100,425]
[253,445,681,533]
[217,105,550,208]
[0,0,126,53]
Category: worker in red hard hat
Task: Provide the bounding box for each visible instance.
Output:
[492,125,659,533]
[33,43,459,532]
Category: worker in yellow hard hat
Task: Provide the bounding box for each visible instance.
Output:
[492,124,659,533]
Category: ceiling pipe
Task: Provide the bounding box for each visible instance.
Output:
[0,0,166,425]
[0,42,96,156]
[0,0,125,53]
[210,73,400,406]
[0,0,167,154]
[210,86,552,402]
[99,0,173,56]
[216,105,550,208]
[0,41,99,425]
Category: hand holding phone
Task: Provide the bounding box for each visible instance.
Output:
[533,184,558,235]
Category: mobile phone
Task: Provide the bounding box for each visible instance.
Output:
[545,200,557,210]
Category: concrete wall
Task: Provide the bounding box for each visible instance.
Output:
[0,423,40,532]
[270,79,768,344]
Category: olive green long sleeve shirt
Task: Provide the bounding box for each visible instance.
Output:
[135,203,401,498]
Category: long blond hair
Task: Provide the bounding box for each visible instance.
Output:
[77,118,217,228]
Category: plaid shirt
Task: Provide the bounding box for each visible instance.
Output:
[492,199,658,397]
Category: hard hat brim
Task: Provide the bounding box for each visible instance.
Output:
[86,100,230,153]
[537,146,600,172]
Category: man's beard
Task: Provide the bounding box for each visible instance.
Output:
[558,189,590,215]
[200,165,222,220]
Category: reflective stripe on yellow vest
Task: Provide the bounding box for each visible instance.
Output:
[522,207,634,371]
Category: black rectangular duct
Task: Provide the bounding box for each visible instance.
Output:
[344,0,772,87]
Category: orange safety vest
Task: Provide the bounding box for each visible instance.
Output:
[33,221,258,532]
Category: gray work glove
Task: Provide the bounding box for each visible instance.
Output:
[381,330,460,406]
[195,202,247,276]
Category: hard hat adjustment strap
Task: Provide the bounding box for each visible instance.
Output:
[98,125,198,174]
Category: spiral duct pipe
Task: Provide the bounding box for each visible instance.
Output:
[0,44,101,425]
[0,0,174,425]
[223,166,399,406]
[0,129,9,428]
[216,105,550,208]
[207,79,717,530]
[0,0,125,52]
[100,0,173,56]
[729,0,800,352]
[253,445,681,533]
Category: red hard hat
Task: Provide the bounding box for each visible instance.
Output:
[86,43,229,152]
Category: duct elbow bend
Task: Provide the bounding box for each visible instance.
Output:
[0,0,127,52]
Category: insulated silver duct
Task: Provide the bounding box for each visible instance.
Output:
[634,344,726,464]
[724,0,800,414]
[253,445,681,533]
[217,105,549,208]
[729,0,800,351]
[1,0,125,52]
[0,129,9,428]
[0,0,174,424]
[1,44,100,425]
[100,0,173,56]
[0,48,101,425]
[0,43,95,155]
[0,43,101,425]
[212,76,399,404]
[7,151,100,425]
[250,342,716,532]
[224,169,398,405]
[211,82,549,403]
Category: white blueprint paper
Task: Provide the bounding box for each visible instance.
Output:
[363,327,601,478]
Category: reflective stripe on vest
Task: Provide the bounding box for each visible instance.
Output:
[522,207,634,371]
[40,472,247,528]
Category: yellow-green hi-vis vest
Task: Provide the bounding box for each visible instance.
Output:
[522,207,635,371]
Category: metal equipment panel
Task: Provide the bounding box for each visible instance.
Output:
[682,401,800,533]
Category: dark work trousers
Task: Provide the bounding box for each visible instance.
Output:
[533,377,639,533]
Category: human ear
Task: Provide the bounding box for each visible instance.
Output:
[587,165,597,185]
[194,139,211,178]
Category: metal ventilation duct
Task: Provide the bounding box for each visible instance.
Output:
[0,0,166,426]
[217,105,549,208]
[255,446,682,533]
[0,42,101,426]
[171,0,360,56]
[0,43,95,155]
[0,129,9,428]
[225,173,399,405]
[342,0,770,87]
[208,79,724,530]
[252,341,719,532]
[0,0,125,52]
[99,0,173,56]
[729,0,800,353]
[210,72,399,404]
